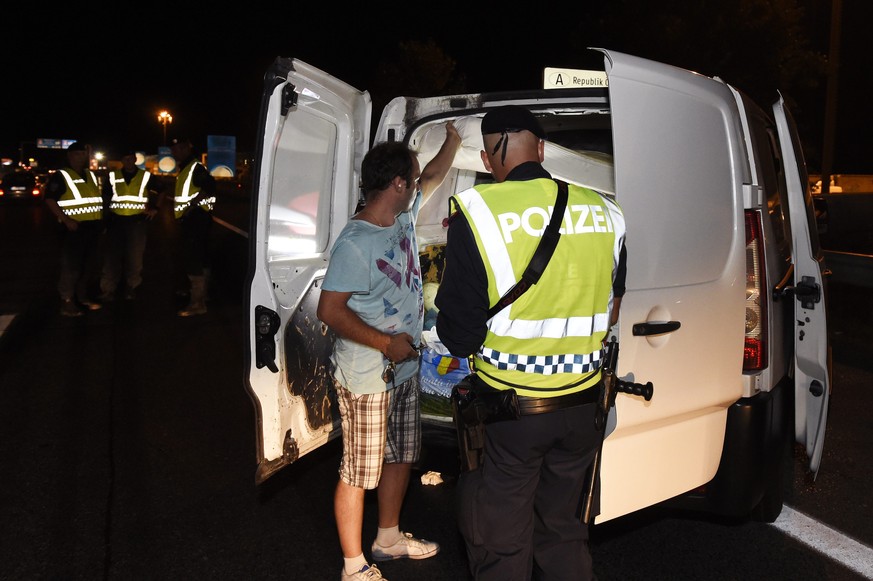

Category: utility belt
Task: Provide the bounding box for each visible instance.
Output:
[451,373,600,472]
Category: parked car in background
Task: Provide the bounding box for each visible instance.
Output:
[0,169,42,203]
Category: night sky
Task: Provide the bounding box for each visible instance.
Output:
[3,2,871,173]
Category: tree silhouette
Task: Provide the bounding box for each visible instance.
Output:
[367,3,829,167]
[368,39,468,125]
[581,0,827,166]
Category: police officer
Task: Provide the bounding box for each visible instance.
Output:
[435,106,628,580]
[44,141,104,317]
[168,137,216,317]
[98,151,160,301]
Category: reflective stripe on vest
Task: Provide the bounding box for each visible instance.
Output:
[173,161,215,219]
[57,169,103,222]
[109,169,151,215]
[452,178,626,395]
[478,347,602,375]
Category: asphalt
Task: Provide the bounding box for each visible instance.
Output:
[1,198,871,580]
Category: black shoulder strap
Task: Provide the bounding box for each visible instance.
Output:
[486,179,568,319]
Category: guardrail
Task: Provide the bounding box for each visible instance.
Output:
[824,250,873,288]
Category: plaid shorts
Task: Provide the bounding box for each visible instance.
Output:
[336,376,422,489]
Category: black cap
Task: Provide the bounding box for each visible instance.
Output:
[66,141,87,152]
[481,106,546,139]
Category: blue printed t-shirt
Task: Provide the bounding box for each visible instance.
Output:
[322,200,423,394]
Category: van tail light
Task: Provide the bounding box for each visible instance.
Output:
[31,187,41,198]
[743,210,768,372]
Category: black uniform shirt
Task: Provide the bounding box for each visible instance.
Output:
[435,161,627,358]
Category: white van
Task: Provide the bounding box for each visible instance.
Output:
[244,49,831,524]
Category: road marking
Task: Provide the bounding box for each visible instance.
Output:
[212,215,248,238]
[774,506,873,578]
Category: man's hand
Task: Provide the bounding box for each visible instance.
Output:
[444,120,460,144]
[384,332,419,363]
[419,121,462,200]
[318,290,420,364]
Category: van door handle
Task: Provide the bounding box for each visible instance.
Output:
[255,305,281,373]
[632,321,681,336]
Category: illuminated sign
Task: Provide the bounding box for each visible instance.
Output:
[157,146,175,174]
[36,138,78,149]
[207,135,236,178]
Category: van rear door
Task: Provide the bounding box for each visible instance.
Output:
[593,49,748,522]
[772,94,831,478]
[245,57,370,483]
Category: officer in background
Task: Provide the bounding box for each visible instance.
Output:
[98,151,161,301]
[43,141,105,317]
[168,137,216,317]
[435,106,628,580]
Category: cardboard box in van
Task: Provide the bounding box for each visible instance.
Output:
[244,49,831,524]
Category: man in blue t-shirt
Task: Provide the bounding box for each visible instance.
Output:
[317,122,460,581]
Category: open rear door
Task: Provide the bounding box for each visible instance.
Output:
[772,94,831,479]
[592,49,748,522]
[245,57,370,483]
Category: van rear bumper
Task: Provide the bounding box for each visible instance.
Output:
[664,376,791,518]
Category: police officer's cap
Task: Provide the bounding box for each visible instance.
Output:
[66,141,87,152]
[480,105,546,139]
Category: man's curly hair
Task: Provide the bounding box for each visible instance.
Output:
[361,141,415,196]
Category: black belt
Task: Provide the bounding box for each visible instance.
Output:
[517,386,600,415]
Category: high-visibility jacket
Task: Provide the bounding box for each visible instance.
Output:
[450,177,626,397]
[108,169,151,216]
[173,160,215,219]
[57,168,103,222]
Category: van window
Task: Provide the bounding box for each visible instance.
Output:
[266,112,336,259]
[765,128,793,269]
[778,106,823,258]
[748,112,792,272]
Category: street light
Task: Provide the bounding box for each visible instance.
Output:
[157,110,173,145]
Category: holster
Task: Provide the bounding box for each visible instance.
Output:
[450,375,520,472]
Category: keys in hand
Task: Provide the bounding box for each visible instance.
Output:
[381,343,425,385]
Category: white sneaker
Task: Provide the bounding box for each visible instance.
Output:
[341,563,385,580]
[371,531,440,561]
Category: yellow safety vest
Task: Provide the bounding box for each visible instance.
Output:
[451,178,626,397]
[57,169,103,222]
[173,160,215,219]
[108,169,151,216]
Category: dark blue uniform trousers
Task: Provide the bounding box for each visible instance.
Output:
[457,401,600,580]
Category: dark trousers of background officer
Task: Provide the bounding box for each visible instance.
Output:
[176,207,212,314]
[100,214,148,297]
[180,207,212,277]
[57,220,103,304]
[457,402,600,581]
